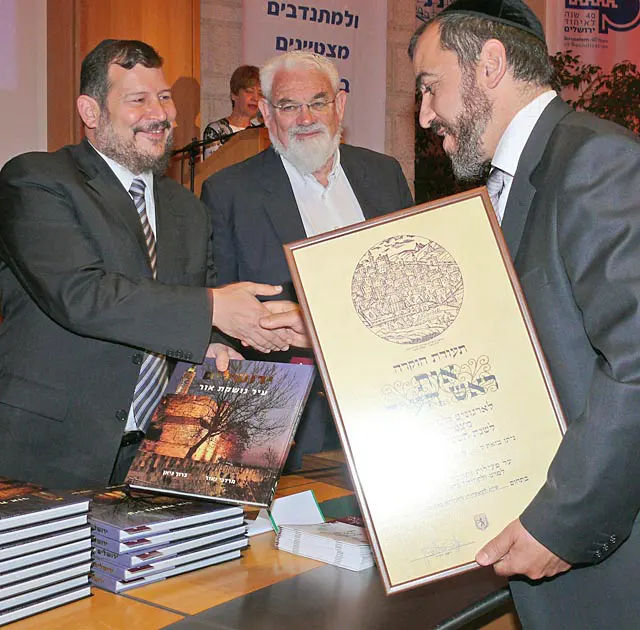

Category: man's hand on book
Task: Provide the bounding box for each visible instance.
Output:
[210,283,291,353]
[260,301,311,348]
[205,343,244,371]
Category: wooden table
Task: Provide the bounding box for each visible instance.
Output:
[8,455,521,630]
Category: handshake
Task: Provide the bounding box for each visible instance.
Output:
[207,282,310,368]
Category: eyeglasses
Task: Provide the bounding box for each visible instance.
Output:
[269,98,337,118]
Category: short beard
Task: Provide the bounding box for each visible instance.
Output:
[95,110,174,176]
[269,121,341,175]
[432,70,493,182]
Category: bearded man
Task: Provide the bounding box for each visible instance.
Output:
[0,39,298,489]
[201,51,413,467]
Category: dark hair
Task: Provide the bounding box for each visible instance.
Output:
[80,39,163,108]
[408,13,553,87]
[230,65,260,95]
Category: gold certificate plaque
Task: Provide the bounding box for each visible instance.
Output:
[284,188,566,594]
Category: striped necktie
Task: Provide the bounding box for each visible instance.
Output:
[129,178,169,432]
[486,167,507,221]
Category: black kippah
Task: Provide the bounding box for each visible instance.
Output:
[441,0,546,43]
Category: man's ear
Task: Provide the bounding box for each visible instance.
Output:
[334,88,347,123]
[77,95,101,129]
[258,98,273,130]
[478,39,507,90]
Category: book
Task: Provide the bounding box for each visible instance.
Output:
[91,515,245,554]
[0,583,91,627]
[0,546,91,585]
[93,523,246,568]
[0,525,90,563]
[126,359,315,507]
[0,561,91,609]
[0,575,89,617]
[92,535,248,580]
[0,514,88,546]
[0,480,89,532]
[90,549,241,593]
[84,486,242,541]
[275,522,375,572]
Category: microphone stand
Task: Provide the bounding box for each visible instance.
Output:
[171,136,219,193]
[171,124,266,193]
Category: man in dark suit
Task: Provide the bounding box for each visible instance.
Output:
[409,1,640,627]
[0,39,295,489]
[201,51,414,468]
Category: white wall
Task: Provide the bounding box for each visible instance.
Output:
[0,0,47,168]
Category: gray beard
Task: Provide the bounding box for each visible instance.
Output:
[434,73,493,182]
[269,123,341,175]
[95,114,174,176]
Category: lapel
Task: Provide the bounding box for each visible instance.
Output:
[154,178,185,282]
[502,97,573,258]
[72,139,150,261]
[340,145,379,220]
[260,148,308,244]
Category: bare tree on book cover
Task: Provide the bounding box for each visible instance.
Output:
[128,361,306,503]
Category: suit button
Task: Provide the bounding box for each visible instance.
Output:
[185,352,193,361]
[115,409,127,422]
[610,535,617,543]
[132,353,143,365]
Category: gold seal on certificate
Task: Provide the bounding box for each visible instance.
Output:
[284,188,566,594]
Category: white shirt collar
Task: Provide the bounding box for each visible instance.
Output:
[492,90,557,177]
[89,142,154,194]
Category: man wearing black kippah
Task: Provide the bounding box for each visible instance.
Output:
[409,1,640,628]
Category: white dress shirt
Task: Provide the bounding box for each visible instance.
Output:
[491,90,557,224]
[280,148,365,237]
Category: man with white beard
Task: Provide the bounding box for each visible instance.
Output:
[201,51,413,468]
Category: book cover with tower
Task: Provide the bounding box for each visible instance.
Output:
[126,359,315,507]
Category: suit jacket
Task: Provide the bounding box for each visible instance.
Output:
[503,97,640,628]
[0,139,215,488]
[201,145,413,462]
[201,145,414,300]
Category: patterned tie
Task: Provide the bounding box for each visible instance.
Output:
[486,167,507,219]
[129,178,169,432]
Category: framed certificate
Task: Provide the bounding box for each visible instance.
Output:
[284,188,566,594]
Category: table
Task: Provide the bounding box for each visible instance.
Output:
[8,455,521,630]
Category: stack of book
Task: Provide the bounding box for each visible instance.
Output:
[84,487,248,593]
[0,478,92,625]
[275,521,375,572]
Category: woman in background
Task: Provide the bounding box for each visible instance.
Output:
[203,65,262,157]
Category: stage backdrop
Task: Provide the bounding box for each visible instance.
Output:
[243,0,387,153]
[545,1,640,71]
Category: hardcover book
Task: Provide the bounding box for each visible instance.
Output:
[92,535,247,580]
[0,514,88,546]
[93,523,247,568]
[0,525,90,563]
[0,479,89,532]
[0,569,89,619]
[0,583,91,627]
[90,549,241,593]
[126,359,315,507]
[91,515,245,555]
[0,546,91,585]
[0,561,91,609]
[84,487,242,542]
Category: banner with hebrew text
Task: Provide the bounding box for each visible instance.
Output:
[243,0,388,153]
